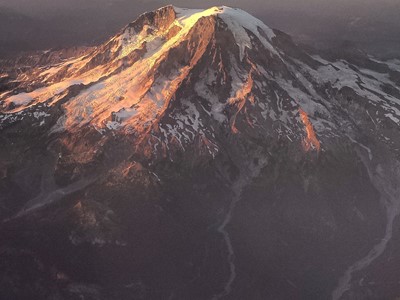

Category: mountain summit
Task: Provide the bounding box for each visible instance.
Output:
[1,5,327,160]
[1,6,400,300]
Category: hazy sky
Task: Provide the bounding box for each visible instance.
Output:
[0,0,399,57]
[1,0,399,17]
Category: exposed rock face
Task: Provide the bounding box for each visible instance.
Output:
[0,5,400,300]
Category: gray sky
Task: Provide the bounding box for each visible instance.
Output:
[1,0,399,17]
[0,0,399,58]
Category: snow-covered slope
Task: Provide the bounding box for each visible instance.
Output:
[1,6,399,157]
[0,7,279,138]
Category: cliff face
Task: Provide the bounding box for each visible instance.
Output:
[0,6,400,300]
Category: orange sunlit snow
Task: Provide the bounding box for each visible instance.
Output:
[299,108,320,152]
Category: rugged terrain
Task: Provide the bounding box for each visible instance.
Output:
[1,5,400,300]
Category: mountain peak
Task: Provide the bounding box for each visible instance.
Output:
[172,6,276,58]
[122,5,276,60]
[1,5,399,163]
[0,5,279,126]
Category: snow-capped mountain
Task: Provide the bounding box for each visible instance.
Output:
[1,5,400,300]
